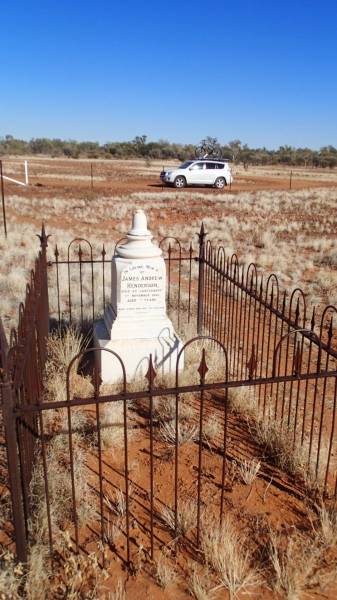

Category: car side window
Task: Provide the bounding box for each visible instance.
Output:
[190,162,204,170]
[206,163,216,169]
[215,163,225,169]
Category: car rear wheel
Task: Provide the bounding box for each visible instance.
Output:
[214,177,226,189]
[174,176,186,188]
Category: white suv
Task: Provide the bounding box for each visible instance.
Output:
[160,159,233,189]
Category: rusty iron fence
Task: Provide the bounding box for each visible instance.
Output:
[1,223,337,565]
[48,235,197,332]
[0,226,49,561]
[198,226,337,496]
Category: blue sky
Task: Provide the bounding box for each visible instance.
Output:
[0,0,336,148]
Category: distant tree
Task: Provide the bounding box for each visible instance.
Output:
[0,135,335,168]
[227,140,242,161]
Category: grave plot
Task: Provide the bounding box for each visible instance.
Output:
[1,215,337,598]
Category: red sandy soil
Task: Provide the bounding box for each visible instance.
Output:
[2,156,337,202]
[1,158,337,597]
[22,392,337,598]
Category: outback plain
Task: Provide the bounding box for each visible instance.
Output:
[1,156,337,600]
[1,157,337,327]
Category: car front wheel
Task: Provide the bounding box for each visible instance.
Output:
[214,177,226,189]
[173,176,186,189]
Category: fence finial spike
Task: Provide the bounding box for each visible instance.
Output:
[36,222,50,248]
[198,348,208,382]
[198,222,207,245]
[145,354,157,387]
[247,344,258,380]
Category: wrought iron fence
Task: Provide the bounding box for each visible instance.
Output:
[1,222,337,564]
[198,226,337,497]
[47,234,198,334]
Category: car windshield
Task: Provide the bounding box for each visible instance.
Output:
[179,161,193,169]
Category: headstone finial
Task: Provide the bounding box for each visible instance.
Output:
[116,209,162,259]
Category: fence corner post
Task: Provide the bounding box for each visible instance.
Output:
[2,380,28,563]
[197,222,206,335]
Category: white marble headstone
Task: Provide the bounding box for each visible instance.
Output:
[94,209,184,383]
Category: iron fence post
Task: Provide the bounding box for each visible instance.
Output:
[38,223,50,366]
[0,159,7,238]
[197,223,206,335]
[2,380,28,563]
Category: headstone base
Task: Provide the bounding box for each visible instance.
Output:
[94,318,184,383]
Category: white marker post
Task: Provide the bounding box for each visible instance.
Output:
[2,160,29,186]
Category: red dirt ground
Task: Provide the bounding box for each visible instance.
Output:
[1,157,337,598]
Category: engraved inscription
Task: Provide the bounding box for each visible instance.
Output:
[119,264,165,311]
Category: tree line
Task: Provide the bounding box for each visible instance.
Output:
[1,134,337,167]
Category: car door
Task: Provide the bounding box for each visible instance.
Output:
[187,161,206,184]
[205,162,217,184]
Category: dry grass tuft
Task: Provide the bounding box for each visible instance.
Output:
[251,419,306,479]
[0,550,24,600]
[158,420,198,446]
[103,513,122,548]
[267,530,320,600]
[43,326,91,432]
[201,514,260,599]
[46,326,86,381]
[100,401,125,449]
[227,386,311,484]
[29,432,96,543]
[25,542,50,599]
[188,565,214,600]
[238,458,261,485]
[202,418,222,450]
[109,579,126,600]
[156,556,177,588]
[104,486,131,519]
[315,504,337,548]
[161,498,197,537]
[54,530,103,599]
[228,386,257,417]
[153,396,176,422]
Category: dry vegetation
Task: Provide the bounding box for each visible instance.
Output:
[1,160,337,332]
[1,159,337,598]
[2,328,337,598]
